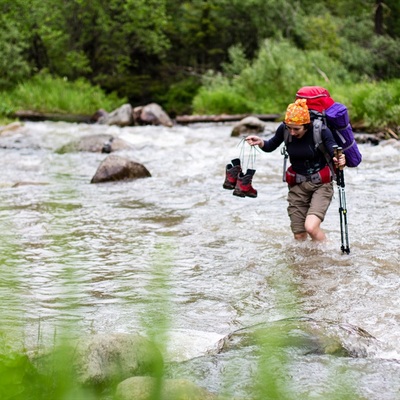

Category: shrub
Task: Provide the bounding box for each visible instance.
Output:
[157,77,202,116]
[0,72,127,117]
[346,80,400,129]
[192,38,355,115]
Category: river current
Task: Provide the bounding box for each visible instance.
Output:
[0,121,399,398]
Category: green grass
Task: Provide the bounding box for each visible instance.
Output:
[0,72,127,118]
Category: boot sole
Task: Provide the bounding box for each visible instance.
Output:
[233,189,245,197]
[233,189,257,198]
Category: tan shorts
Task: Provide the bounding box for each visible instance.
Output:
[287,181,334,234]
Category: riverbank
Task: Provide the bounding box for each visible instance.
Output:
[1,74,399,142]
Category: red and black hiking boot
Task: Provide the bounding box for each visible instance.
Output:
[233,169,258,198]
[223,158,241,190]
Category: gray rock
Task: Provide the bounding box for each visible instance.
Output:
[90,154,151,183]
[0,121,24,134]
[98,104,134,126]
[74,333,163,386]
[133,103,173,127]
[0,123,41,150]
[216,317,378,358]
[231,116,266,137]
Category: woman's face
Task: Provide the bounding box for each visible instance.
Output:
[286,124,307,139]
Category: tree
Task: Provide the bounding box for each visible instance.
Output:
[0,17,30,89]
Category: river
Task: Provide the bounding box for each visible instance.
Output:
[0,121,399,399]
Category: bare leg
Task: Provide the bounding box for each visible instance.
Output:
[304,214,326,241]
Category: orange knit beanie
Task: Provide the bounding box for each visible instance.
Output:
[284,98,311,125]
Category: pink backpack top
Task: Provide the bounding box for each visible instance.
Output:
[296,86,335,112]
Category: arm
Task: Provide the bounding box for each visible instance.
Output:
[246,123,285,152]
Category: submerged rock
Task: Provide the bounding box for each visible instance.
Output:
[56,134,134,153]
[12,182,49,187]
[74,333,163,386]
[216,317,379,358]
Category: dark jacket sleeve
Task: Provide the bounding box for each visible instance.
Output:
[261,123,285,152]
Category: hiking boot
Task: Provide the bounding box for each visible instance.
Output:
[233,169,258,198]
[223,158,241,190]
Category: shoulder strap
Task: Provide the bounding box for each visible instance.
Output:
[312,119,323,149]
[313,120,335,178]
[283,126,290,144]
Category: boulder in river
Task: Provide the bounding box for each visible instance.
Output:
[74,333,163,386]
[94,102,173,127]
[216,317,379,358]
[91,154,151,183]
[0,121,24,134]
[97,104,134,127]
[231,116,266,137]
[133,103,173,127]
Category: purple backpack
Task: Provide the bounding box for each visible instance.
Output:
[325,103,362,167]
[296,86,362,168]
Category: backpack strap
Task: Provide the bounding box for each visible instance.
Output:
[313,119,336,179]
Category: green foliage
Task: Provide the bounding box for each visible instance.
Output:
[0,73,127,116]
[165,0,231,69]
[193,39,354,115]
[157,77,202,115]
[0,17,30,89]
[0,0,399,123]
[334,15,400,80]
[217,0,299,57]
[193,73,252,114]
[193,87,252,115]
[191,35,400,129]
[0,0,171,96]
[0,339,99,400]
[221,45,250,78]
[298,14,341,57]
[384,0,400,38]
[0,349,39,400]
[340,80,400,129]
[368,35,400,79]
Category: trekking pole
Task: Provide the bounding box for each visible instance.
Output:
[333,146,350,254]
[281,145,289,182]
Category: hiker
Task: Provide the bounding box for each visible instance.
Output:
[246,98,346,242]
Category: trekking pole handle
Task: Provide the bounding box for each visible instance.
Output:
[333,146,344,170]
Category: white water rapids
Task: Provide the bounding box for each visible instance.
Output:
[0,121,399,398]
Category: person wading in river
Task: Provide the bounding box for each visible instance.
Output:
[246,99,346,242]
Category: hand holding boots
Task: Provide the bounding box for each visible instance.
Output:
[245,135,264,148]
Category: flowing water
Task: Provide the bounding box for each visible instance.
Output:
[0,121,399,398]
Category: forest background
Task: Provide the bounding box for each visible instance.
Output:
[1,0,400,132]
